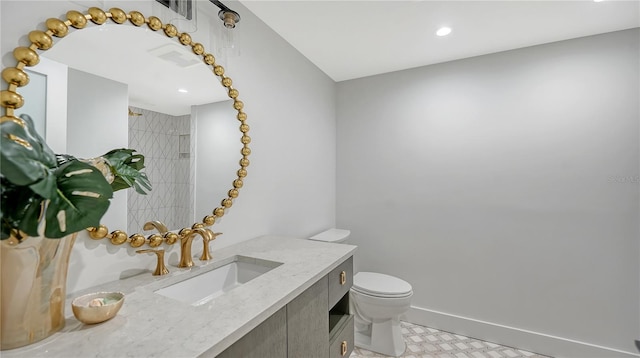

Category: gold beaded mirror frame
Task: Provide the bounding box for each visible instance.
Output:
[0,7,251,248]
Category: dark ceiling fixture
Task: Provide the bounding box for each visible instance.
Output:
[210,0,241,28]
[155,0,194,20]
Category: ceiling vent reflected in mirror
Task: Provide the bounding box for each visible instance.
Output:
[148,43,201,68]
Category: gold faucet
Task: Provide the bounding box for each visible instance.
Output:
[136,249,169,276]
[200,231,222,261]
[177,228,212,268]
[143,220,168,234]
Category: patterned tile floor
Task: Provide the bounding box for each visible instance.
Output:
[350,322,552,358]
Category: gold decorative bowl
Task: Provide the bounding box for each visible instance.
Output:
[71,291,125,324]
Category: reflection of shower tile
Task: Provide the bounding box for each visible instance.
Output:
[142,194,152,213]
[138,132,149,156]
[127,215,136,234]
[150,171,159,187]
[160,117,169,135]
[178,134,190,156]
[169,161,177,178]
[127,107,193,233]
[163,184,172,205]
[170,136,179,154]
[128,191,137,211]
[151,135,160,158]
[156,186,165,208]
[148,208,160,224]
[128,130,137,149]
[148,113,157,133]
[146,193,155,210]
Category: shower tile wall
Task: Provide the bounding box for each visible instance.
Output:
[127,106,193,233]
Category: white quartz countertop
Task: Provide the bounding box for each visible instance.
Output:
[3,235,356,358]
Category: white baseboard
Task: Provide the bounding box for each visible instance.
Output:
[404,306,639,358]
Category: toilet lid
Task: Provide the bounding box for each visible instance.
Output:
[308,229,351,243]
[352,272,412,298]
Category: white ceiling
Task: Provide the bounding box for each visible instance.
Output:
[239,0,640,82]
[42,25,228,116]
[36,1,639,115]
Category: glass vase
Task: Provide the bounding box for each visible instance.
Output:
[0,232,77,350]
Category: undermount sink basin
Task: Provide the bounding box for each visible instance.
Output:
[155,256,282,306]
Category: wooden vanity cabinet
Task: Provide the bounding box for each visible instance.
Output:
[215,308,287,358]
[328,257,354,358]
[328,257,353,309]
[215,256,354,358]
[287,276,329,357]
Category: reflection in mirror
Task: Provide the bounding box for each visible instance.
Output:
[127,106,193,233]
[24,22,242,234]
[14,57,69,154]
[192,100,240,222]
[15,70,46,136]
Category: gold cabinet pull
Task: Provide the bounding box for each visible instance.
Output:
[341,341,348,356]
[339,271,346,285]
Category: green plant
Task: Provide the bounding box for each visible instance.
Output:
[0,114,151,240]
[102,149,152,195]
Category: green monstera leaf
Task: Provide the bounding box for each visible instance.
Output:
[1,114,58,239]
[1,177,43,238]
[1,114,149,240]
[42,160,114,238]
[102,148,152,195]
[0,115,57,199]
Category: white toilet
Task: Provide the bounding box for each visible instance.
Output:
[309,229,413,357]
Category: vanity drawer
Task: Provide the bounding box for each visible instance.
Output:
[329,315,354,358]
[328,256,353,309]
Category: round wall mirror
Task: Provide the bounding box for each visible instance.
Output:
[1,8,250,248]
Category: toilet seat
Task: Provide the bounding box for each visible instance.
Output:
[352,272,412,298]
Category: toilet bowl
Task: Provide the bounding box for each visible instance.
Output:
[308,229,414,357]
[350,272,413,357]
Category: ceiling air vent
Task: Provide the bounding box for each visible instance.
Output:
[148,43,201,68]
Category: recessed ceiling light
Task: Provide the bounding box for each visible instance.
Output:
[178,88,188,93]
[436,27,452,37]
[593,0,604,2]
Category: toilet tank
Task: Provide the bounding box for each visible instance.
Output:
[308,228,351,243]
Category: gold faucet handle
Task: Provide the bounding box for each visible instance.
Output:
[136,249,170,276]
[199,230,222,261]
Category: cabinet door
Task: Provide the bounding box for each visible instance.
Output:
[215,307,287,358]
[329,315,354,358]
[328,256,353,309]
[287,276,329,358]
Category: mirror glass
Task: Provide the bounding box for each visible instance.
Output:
[16,70,46,135]
[17,24,242,234]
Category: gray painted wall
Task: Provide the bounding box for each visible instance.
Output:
[198,0,337,247]
[66,68,131,291]
[67,67,129,237]
[337,29,639,356]
[193,100,242,226]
